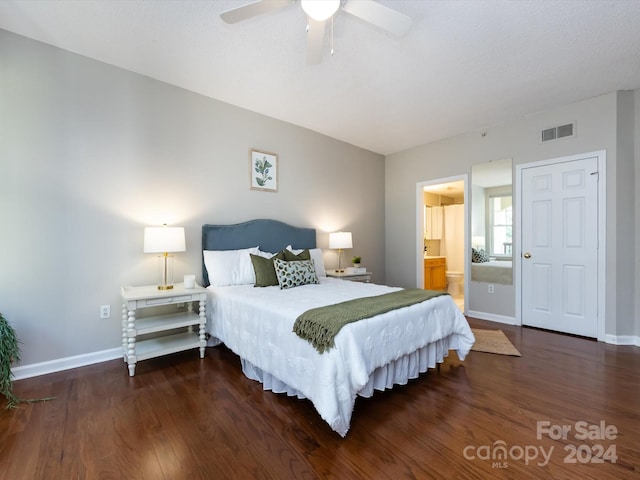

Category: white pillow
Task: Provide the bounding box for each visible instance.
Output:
[286,246,326,277]
[204,247,259,286]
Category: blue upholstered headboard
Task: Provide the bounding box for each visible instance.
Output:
[202,219,317,287]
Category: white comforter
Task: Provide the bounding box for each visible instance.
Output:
[206,277,474,436]
[471,259,513,285]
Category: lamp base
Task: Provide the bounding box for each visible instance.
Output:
[157,254,175,291]
[337,249,345,274]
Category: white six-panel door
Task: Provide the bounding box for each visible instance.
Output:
[521,155,599,337]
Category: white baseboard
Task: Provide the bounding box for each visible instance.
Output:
[12,347,122,381]
[465,314,639,346]
[466,310,518,326]
[604,334,640,346]
[11,330,638,381]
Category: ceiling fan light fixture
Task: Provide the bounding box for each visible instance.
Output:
[301,0,340,21]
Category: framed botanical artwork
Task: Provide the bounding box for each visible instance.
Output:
[249,149,278,192]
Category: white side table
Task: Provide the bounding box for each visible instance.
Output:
[121,283,207,376]
[326,270,372,283]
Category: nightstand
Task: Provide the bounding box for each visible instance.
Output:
[121,283,207,376]
[326,270,372,283]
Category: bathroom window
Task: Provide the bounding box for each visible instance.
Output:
[489,194,512,257]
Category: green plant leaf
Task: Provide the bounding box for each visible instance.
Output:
[1,313,54,408]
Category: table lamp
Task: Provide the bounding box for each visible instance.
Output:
[329,231,352,273]
[144,225,186,290]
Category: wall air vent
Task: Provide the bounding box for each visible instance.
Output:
[541,122,575,143]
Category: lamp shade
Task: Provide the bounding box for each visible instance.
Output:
[329,231,353,249]
[472,236,485,249]
[301,0,340,21]
[144,226,186,253]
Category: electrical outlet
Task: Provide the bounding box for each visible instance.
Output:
[488,284,494,294]
[100,305,111,319]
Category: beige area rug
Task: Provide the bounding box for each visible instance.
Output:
[471,328,521,357]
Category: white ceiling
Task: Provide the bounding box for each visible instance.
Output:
[2,0,640,155]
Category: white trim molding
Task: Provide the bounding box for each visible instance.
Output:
[12,347,122,381]
[604,334,640,347]
[466,310,517,326]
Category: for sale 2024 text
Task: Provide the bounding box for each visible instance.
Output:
[537,420,618,464]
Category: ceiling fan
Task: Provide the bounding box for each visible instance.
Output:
[221,0,412,64]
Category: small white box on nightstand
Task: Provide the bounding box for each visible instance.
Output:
[346,267,366,274]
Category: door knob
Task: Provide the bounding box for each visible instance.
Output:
[523,252,532,259]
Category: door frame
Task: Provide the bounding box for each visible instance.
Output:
[514,150,607,341]
[415,174,469,309]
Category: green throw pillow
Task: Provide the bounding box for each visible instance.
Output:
[283,248,311,261]
[471,247,490,263]
[250,251,285,287]
[273,258,318,289]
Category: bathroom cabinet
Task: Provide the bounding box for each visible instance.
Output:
[424,257,447,290]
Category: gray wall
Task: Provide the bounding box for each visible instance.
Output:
[637,90,640,339]
[617,91,637,338]
[386,91,638,339]
[0,30,385,366]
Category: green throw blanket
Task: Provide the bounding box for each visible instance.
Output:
[293,289,449,353]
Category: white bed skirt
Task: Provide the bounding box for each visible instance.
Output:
[239,335,456,400]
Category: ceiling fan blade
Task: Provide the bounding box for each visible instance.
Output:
[221,0,295,24]
[342,0,412,37]
[306,18,326,65]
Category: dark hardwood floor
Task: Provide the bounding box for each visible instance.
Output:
[1,318,639,479]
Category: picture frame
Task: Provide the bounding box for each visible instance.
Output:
[249,149,278,192]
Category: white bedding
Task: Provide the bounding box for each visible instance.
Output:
[206,277,475,436]
[471,259,513,285]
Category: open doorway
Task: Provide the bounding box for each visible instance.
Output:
[416,175,468,313]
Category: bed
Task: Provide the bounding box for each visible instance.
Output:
[202,219,475,436]
[471,259,513,285]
